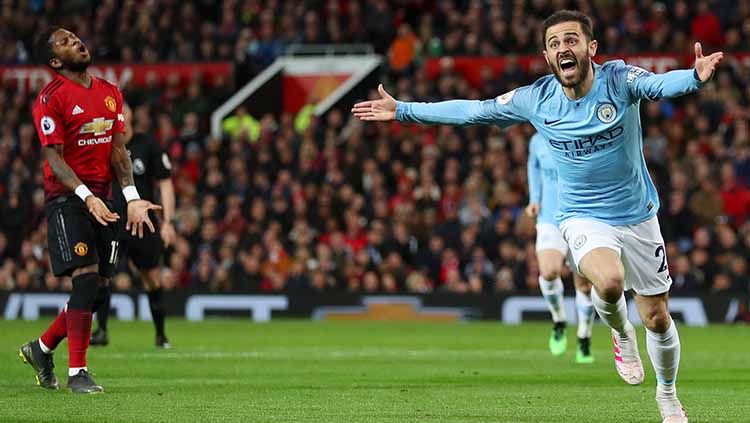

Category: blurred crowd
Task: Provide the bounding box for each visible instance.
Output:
[1,1,748,72]
[0,1,748,319]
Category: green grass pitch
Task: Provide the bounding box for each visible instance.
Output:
[0,320,748,422]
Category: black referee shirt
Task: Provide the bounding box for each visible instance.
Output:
[113,133,172,214]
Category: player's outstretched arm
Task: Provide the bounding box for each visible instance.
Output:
[627,42,723,100]
[693,42,723,82]
[351,84,397,121]
[110,133,161,238]
[352,84,528,127]
[158,178,177,246]
[44,145,119,226]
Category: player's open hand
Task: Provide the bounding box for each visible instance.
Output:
[694,42,723,82]
[161,221,177,247]
[85,196,120,226]
[351,84,397,121]
[525,203,540,218]
[126,199,162,238]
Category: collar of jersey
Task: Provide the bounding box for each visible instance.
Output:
[55,73,96,90]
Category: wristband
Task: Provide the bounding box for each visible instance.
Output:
[122,185,141,202]
[693,68,700,81]
[74,184,94,202]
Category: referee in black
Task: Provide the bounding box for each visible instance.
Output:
[91,103,176,348]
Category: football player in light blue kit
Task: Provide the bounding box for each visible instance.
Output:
[352,10,723,422]
[526,133,595,363]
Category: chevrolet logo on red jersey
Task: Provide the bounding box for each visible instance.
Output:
[79,117,114,136]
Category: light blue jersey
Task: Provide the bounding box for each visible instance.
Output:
[396,60,703,225]
[528,133,559,225]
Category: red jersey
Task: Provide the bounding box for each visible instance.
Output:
[32,74,125,201]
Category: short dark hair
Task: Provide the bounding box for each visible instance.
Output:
[541,10,594,48]
[34,27,61,68]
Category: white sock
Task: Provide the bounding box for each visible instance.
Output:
[69,367,87,377]
[38,339,52,354]
[646,320,680,398]
[539,276,566,323]
[575,289,595,338]
[590,289,629,334]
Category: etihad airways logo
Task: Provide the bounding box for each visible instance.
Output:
[79,117,114,136]
[547,125,624,158]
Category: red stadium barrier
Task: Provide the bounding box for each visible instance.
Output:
[0,62,232,94]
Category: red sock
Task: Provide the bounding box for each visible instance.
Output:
[40,309,67,350]
[66,308,92,369]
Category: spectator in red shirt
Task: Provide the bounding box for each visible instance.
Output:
[343,211,368,255]
[720,162,750,227]
[691,1,724,47]
[389,174,415,214]
[439,181,462,221]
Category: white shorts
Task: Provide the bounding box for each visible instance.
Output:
[535,223,569,256]
[560,216,672,296]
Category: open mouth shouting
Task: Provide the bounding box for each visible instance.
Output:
[559,56,577,77]
[557,56,578,78]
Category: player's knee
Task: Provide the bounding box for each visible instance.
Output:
[642,308,671,333]
[537,251,564,282]
[72,264,98,278]
[92,278,112,311]
[68,272,100,310]
[142,269,160,290]
[540,267,560,282]
[574,279,592,295]
[596,270,624,302]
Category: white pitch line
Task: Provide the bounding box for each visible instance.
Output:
[96,348,548,361]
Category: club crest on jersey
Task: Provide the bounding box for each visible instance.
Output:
[74,242,88,256]
[574,234,587,250]
[133,158,146,175]
[40,116,56,135]
[80,117,114,136]
[104,96,117,112]
[596,103,616,123]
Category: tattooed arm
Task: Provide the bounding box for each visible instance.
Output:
[43,145,84,192]
[110,132,134,187]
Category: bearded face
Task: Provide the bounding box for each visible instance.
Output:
[543,22,596,88]
[49,29,92,72]
[549,44,591,88]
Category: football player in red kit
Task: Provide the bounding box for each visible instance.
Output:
[18,27,160,394]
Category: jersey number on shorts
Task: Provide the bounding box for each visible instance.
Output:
[654,245,667,273]
[109,241,120,264]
